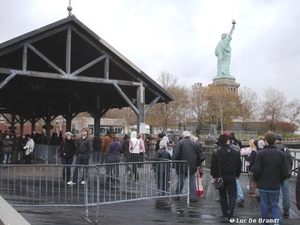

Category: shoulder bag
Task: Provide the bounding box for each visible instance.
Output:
[215,149,224,190]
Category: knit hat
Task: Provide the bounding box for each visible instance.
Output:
[258,140,265,149]
[223,131,230,136]
[275,134,283,141]
[65,132,73,137]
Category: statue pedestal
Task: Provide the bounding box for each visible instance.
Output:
[212,77,240,93]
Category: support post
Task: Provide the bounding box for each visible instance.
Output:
[136,83,145,133]
[93,96,101,136]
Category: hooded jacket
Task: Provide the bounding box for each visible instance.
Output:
[129,131,141,154]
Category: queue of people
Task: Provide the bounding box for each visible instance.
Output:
[2,128,300,224]
[0,130,35,165]
[211,131,295,224]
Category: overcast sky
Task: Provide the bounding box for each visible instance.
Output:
[1,0,299,101]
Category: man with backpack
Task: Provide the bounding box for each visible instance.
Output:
[275,134,293,217]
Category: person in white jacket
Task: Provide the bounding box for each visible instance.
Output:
[129,131,141,181]
[24,134,35,164]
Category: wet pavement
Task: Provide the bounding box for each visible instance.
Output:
[7,166,300,225]
[17,195,300,225]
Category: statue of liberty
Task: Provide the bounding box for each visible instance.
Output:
[215,20,236,78]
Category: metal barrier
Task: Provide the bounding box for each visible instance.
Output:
[0,159,190,224]
[34,144,60,164]
[0,164,100,224]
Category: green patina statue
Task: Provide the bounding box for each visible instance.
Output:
[215,20,236,78]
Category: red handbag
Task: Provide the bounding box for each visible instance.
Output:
[196,167,204,196]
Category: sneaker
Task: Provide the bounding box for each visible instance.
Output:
[190,199,197,202]
[237,199,245,206]
[81,181,86,185]
[283,212,289,217]
[67,181,76,185]
[227,211,232,218]
[247,185,252,193]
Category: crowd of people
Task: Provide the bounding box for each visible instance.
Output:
[0,130,36,164]
[2,128,300,224]
[211,131,295,224]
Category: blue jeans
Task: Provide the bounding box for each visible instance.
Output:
[236,179,244,202]
[219,175,237,216]
[281,178,290,213]
[175,173,196,199]
[72,154,89,183]
[2,152,11,164]
[106,163,120,178]
[259,190,282,225]
[61,157,73,182]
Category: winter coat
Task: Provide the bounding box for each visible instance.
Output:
[24,139,35,155]
[172,137,201,174]
[252,145,288,191]
[154,147,171,172]
[101,135,112,153]
[275,142,293,177]
[2,138,13,153]
[296,167,300,210]
[59,139,76,158]
[13,137,23,153]
[210,145,242,178]
[129,131,141,155]
[107,140,122,163]
[76,136,92,156]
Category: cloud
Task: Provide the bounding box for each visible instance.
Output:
[0,0,299,101]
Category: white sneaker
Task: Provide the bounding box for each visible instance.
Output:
[247,185,251,192]
[81,181,86,185]
[67,181,76,185]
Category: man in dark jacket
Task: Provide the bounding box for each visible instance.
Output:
[68,127,93,185]
[275,134,293,217]
[252,132,288,225]
[172,131,201,202]
[296,167,300,211]
[211,134,242,219]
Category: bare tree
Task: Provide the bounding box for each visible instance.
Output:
[285,99,300,125]
[106,107,136,126]
[205,85,240,133]
[190,82,208,133]
[238,87,258,130]
[260,86,286,131]
[172,86,191,129]
[146,71,190,132]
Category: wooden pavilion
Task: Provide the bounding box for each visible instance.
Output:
[0,14,174,141]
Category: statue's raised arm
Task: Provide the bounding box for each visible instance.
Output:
[228,20,236,38]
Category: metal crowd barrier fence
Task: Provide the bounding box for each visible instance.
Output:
[34,144,60,164]
[0,164,100,224]
[0,160,190,224]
